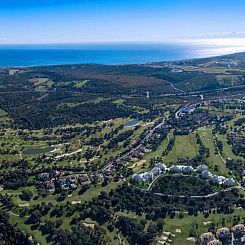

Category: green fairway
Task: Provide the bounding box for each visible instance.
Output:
[217,133,244,161]
[198,127,229,176]
[163,133,198,164]
[0,108,7,117]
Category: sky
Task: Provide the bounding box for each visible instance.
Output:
[1,0,245,44]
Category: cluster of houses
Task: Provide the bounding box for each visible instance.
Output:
[38,171,91,192]
[169,165,194,174]
[171,67,183,73]
[175,104,196,119]
[215,60,237,68]
[125,146,148,161]
[132,163,166,183]
[167,64,184,73]
[132,163,236,187]
[200,224,245,245]
[179,106,196,116]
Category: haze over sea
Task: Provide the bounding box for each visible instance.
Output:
[1,42,245,67]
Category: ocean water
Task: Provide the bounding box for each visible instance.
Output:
[0,43,244,67]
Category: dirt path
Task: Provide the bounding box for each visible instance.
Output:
[55,149,83,159]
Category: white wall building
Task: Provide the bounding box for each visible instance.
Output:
[197,164,209,173]
[223,178,236,187]
[170,165,194,173]
[132,162,237,187]
[132,163,166,183]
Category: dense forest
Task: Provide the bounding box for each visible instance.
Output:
[150,175,214,196]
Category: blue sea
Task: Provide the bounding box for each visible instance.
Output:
[0,43,243,67]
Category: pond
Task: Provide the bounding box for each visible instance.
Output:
[23,146,55,155]
[125,120,140,127]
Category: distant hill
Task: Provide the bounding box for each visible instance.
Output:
[0,52,245,129]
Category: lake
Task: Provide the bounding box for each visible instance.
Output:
[23,146,55,155]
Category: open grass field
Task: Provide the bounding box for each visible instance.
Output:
[163,133,198,164]
[198,127,229,176]
[217,133,244,161]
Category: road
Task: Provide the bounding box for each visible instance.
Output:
[169,82,185,93]
[1,83,244,97]
[130,175,240,199]
[163,84,245,97]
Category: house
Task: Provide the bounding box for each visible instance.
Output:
[169,165,194,173]
[132,163,166,183]
[59,178,70,190]
[207,239,222,245]
[232,224,245,243]
[197,164,209,173]
[200,232,215,244]
[182,166,194,173]
[201,170,225,185]
[132,173,145,183]
[169,165,183,173]
[241,235,245,243]
[201,170,213,179]
[143,172,154,181]
[223,178,236,187]
[210,175,225,185]
[216,227,231,242]
[76,174,91,185]
[217,227,230,234]
[151,163,166,176]
[232,224,245,232]
[44,180,55,192]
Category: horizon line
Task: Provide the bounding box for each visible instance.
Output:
[1,37,245,46]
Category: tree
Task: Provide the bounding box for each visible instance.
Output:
[20,190,33,201]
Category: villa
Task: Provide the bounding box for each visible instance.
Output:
[200,232,215,244]
[207,239,222,245]
[216,227,231,242]
[169,165,194,173]
[210,175,226,185]
[223,178,236,187]
[132,163,166,183]
[132,162,236,187]
[201,170,226,185]
[197,164,209,173]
